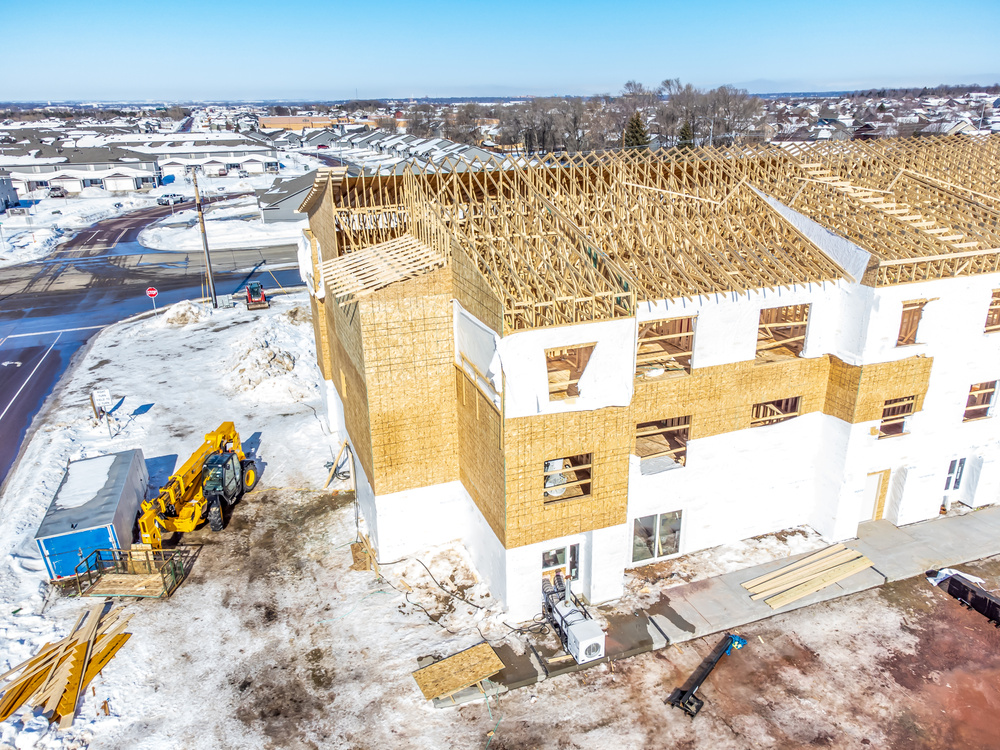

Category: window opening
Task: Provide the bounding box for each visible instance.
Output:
[632,510,683,563]
[543,453,593,503]
[635,416,690,466]
[636,317,694,379]
[944,458,966,492]
[750,396,801,427]
[756,305,809,362]
[546,344,596,400]
[963,381,996,421]
[896,300,927,346]
[986,290,1000,333]
[542,544,580,581]
[879,395,916,438]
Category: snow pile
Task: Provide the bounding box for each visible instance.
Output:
[159,299,208,327]
[221,304,320,401]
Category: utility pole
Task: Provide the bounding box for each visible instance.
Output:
[191,169,218,308]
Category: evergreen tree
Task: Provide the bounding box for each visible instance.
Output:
[622,111,650,149]
[678,120,694,149]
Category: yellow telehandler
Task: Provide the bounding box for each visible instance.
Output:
[137,422,258,549]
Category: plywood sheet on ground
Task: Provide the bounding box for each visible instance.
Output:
[412,643,504,701]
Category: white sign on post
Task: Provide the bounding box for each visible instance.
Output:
[92,389,113,412]
[91,389,114,438]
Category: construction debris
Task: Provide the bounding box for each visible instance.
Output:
[741,544,874,609]
[0,605,132,728]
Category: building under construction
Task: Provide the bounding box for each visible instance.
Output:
[297,135,1000,619]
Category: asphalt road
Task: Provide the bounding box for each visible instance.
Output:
[0,199,302,490]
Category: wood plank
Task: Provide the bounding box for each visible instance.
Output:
[748,549,862,599]
[741,544,846,590]
[765,557,873,609]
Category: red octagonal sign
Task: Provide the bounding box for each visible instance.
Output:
[146,287,158,298]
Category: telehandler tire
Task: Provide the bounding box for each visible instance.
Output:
[207,500,224,532]
[242,460,259,492]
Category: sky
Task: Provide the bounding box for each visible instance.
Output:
[0,0,998,101]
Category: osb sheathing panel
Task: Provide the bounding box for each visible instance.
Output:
[329,302,374,486]
[632,357,830,439]
[455,370,506,545]
[503,407,632,548]
[632,354,934,441]
[309,294,331,381]
[451,243,504,335]
[361,267,459,495]
[851,356,933,422]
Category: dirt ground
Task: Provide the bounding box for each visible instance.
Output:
[77,489,1000,750]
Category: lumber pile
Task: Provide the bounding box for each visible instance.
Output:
[0,605,131,728]
[741,544,873,610]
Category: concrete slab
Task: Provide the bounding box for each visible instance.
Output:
[647,552,885,644]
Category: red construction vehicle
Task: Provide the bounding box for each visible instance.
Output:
[245,281,270,310]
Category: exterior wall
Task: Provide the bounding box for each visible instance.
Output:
[504,406,632,548]
[455,369,506,545]
[360,267,459,495]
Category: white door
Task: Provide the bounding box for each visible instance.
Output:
[860,473,880,521]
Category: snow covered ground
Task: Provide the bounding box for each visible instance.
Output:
[138,197,307,251]
[0,293,511,749]
[0,191,157,267]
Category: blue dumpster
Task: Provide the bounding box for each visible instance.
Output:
[34,450,148,579]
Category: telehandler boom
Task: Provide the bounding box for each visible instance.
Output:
[137,422,258,549]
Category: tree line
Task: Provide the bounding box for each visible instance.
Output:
[397,80,763,153]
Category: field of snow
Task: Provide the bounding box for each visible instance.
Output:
[138,197,307,251]
[0,192,157,267]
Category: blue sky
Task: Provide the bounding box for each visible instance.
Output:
[1,0,998,101]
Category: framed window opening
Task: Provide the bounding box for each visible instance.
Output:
[896,300,927,346]
[546,344,596,400]
[543,453,593,503]
[756,304,810,363]
[632,511,683,563]
[750,396,801,427]
[636,317,694,379]
[879,395,916,438]
[635,416,690,466]
[542,544,579,582]
[986,290,1000,334]
[963,381,996,422]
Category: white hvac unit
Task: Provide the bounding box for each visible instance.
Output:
[542,574,606,664]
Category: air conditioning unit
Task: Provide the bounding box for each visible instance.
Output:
[542,574,606,664]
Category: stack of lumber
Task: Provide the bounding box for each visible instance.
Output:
[741,544,873,610]
[0,605,131,728]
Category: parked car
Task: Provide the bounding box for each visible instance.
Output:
[47,187,68,198]
[237,170,250,178]
[156,194,188,206]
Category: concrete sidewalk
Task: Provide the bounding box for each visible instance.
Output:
[488,504,1000,697]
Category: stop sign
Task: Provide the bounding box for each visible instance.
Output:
[146,287,158,298]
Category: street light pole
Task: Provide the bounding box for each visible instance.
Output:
[191,169,218,308]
